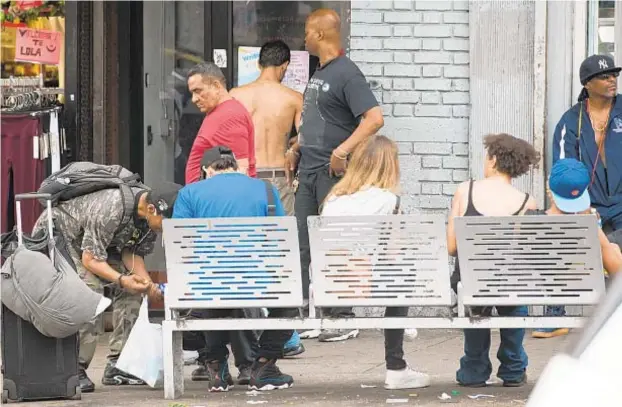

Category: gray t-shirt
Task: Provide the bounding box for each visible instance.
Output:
[298,56,379,172]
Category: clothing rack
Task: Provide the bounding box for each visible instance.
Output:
[1,75,63,112]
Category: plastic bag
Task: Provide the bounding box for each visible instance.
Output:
[116,298,163,388]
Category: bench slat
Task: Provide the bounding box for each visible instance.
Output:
[162,217,304,309]
[308,214,453,307]
[455,215,606,306]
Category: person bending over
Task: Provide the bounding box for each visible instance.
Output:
[531,158,622,339]
[173,146,294,392]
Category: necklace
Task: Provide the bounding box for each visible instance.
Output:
[586,100,611,133]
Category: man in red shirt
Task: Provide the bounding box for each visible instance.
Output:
[185,62,256,184]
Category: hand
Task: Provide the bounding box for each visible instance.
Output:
[147,282,164,303]
[284,149,300,186]
[120,274,151,295]
[329,149,348,177]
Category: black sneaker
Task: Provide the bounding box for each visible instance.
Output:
[249,359,293,391]
[79,368,95,393]
[238,364,251,385]
[191,361,210,382]
[205,360,234,392]
[503,373,527,387]
[101,359,145,386]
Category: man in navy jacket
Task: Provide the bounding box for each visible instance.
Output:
[552,54,622,231]
[540,54,621,337]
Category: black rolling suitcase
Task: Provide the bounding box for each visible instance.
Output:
[1,193,81,403]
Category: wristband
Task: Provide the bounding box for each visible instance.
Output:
[117,275,125,289]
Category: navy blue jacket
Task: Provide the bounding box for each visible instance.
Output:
[552,95,622,227]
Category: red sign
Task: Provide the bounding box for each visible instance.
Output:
[15,27,62,65]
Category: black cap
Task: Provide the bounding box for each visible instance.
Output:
[580,54,621,85]
[200,145,236,169]
[149,182,182,218]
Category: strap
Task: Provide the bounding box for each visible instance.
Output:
[116,184,137,234]
[514,193,530,215]
[392,195,401,215]
[262,179,276,216]
[577,102,583,160]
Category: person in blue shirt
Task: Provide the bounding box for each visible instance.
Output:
[532,159,622,339]
[173,146,294,392]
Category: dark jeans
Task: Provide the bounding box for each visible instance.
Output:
[295,167,354,318]
[182,309,258,368]
[457,306,528,385]
[184,308,293,362]
[385,307,409,370]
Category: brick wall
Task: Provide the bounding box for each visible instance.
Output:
[350,0,470,214]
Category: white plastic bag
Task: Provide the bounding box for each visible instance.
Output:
[116,297,163,388]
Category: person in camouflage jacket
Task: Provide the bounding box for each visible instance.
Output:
[33,181,182,393]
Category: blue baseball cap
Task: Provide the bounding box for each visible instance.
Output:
[549,159,591,213]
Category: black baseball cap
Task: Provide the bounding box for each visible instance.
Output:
[149,182,182,218]
[200,145,236,169]
[580,54,621,85]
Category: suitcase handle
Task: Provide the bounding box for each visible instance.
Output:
[15,193,52,202]
[15,193,54,262]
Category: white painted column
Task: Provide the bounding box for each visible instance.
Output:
[468,1,537,194]
[545,1,574,178]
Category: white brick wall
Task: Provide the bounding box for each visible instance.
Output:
[350,0,470,214]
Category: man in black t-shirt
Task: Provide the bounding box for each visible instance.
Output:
[285,8,384,342]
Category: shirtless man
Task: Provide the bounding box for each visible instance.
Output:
[230,40,303,216]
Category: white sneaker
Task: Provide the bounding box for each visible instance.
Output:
[299,329,321,339]
[384,366,431,390]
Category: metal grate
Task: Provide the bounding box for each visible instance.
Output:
[162,217,303,309]
[308,215,452,307]
[455,215,606,306]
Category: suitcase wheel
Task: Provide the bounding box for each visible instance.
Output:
[2,389,8,404]
[71,386,82,400]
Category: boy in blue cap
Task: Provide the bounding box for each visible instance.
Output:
[531,158,622,338]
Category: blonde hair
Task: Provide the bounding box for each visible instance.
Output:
[327,135,400,200]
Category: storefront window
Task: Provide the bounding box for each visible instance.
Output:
[588,0,616,58]
[232,1,350,89]
[1,1,65,95]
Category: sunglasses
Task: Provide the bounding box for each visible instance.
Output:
[594,72,620,81]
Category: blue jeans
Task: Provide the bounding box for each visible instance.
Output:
[457,306,529,385]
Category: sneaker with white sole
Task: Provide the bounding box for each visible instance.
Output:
[249,359,293,391]
[384,366,431,390]
[299,329,321,339]
[318,328,359,342]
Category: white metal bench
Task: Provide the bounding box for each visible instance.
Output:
[160,214,606,399]
[161,216,304,399]
[454,215,606,327]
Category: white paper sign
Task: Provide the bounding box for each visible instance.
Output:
[237,46,261,85]
[213,49,227,68]
[237,46,309,94]
[282,50,309,94]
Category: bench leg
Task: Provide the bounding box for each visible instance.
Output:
[163,322,184,399]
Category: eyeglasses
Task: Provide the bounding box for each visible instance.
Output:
[594,72,620,81]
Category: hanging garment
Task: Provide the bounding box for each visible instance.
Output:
[1,114,46,234]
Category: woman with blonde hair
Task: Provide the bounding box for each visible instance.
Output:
[320,135,431,390]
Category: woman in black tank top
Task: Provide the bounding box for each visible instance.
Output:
[446,134,539,388]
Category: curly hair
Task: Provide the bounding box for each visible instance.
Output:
[484,133,540,178]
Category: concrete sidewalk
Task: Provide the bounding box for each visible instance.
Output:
[21,329,572,407]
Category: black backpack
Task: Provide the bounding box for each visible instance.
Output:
[37,162,147,231]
